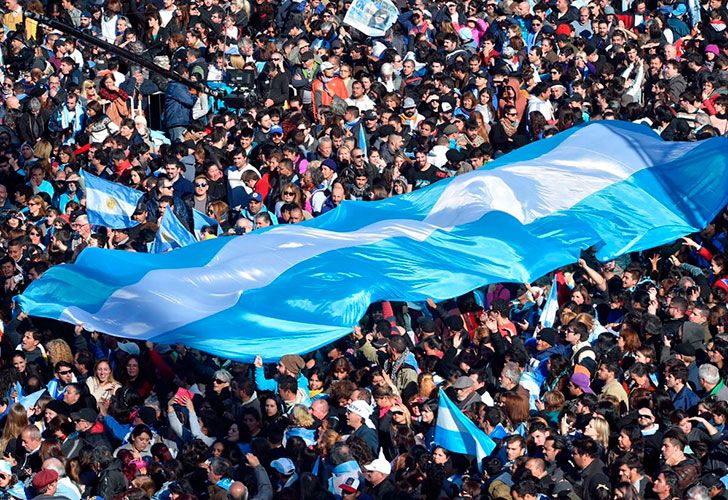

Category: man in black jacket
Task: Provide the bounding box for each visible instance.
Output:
[573,437,610,500]
[258,61,290,108]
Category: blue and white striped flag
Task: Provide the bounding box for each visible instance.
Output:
[17,122,728,361]
[434,389,495,464]
[152,208,197,253]
[192,208,223,240]
[81,170,143,229]
[538,275,559,331]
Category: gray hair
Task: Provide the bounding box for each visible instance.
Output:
[43,458,67,478]
[502,362,521,385]
[686,485,710,500]
[213,369,233,383]
[699,364,720,386]
[331,443,352,465]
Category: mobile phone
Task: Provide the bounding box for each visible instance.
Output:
[175,388,194,402]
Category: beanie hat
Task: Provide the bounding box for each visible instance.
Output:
[279,354,305,377]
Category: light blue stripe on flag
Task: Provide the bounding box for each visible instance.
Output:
[434,389,495,465]
[538,275,559,331]
[16,122,728,361]
[152,208,197,253]
[81,170,143,229]
[192,209,223,240]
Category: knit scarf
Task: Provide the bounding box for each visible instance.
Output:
[500,117,519,136]
[60,105,83,140]
[344,118,368,156]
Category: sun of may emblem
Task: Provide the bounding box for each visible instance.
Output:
[106,198,117,210]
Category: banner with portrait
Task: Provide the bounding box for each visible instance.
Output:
[343,0,398,37]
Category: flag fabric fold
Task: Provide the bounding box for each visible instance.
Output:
[434,389,496,464]
[16,122,728,361]
[151,208,197,253]
[538,275,559,331]
[81,170,143,229]
[192,208,223,240]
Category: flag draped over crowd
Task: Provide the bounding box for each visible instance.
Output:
[16,122,728,361]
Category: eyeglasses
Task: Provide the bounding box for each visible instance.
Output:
[28,202,39,206]
[161,185,173,189]
[58,370,72,375]
[354,154,364,158]
[271,57,282,62]
[213,378,227,384]
[638,414,653,419]
[506,112,518,117]
[194,183,208,187]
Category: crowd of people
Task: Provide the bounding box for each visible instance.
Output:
[0,0,727,497]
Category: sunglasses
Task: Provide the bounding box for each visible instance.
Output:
[194,183,208,187]
[213,378,227,384]
[391,410,404,415]
[354,154,364,158]
[58,370,72,375]
[283,191,295,195]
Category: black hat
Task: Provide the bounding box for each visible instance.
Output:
[675,342,696,357]
[71,408,98,423]
[363,110,378,121]
[446,149,467,164]
[300,51,314,62]
[46,399,70,417]
[701,474,724,490]
[537,327,557,346]
[418,317,436,333]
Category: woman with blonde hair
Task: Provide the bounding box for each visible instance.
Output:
[86,359,121,407]
[291,404,315,428]
[0,404,28,454]
[80,80,99,106]
[45,339,73,367]
[418,373,437,400]
[584,416,610,452]
[26,195,47,225]
[33,140,52,160]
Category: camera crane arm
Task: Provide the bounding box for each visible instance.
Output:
[25,11,226,98]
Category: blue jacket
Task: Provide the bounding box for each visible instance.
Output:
[163,82,197,129]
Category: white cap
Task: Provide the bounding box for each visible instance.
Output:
[364,457,391,475]
[271,458,296,475]
[320,61,335,71]
[0,460,12,476]
[117,341,140,356]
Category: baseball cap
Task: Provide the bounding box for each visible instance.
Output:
[339,476,361,494]
[80,10,92,18]
[403,97,416,109]
[440,101,453,112]
[364,457,391,475]
[331,39,344,49]
[0,460,12,476]
[117,341,140,356]
[363,110,378,121]
[320,61,335,71]
[249,192,263,203]
[270,125,284,135]
[271,458,296,475]
[71,408,98,423]
[604,5,615,14]
[673,3,687,16]
[570,372,593,394]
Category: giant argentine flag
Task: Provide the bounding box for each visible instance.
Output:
[16,122,728,361]
[81,170,143,229]
[434,390,496,463]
